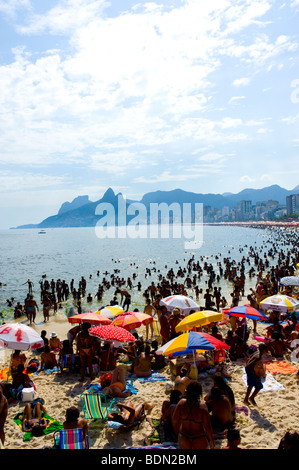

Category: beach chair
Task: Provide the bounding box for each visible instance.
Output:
[80,393,116,422]
[153,320,161,340]
[59,354,78,373]
[53,428,89,449]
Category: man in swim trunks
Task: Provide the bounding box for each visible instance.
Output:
[172,381,214,449]
[25,295,39,325]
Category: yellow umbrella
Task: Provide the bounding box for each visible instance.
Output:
[175,310,224,333]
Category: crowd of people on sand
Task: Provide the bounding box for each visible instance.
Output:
[1,226,299,449]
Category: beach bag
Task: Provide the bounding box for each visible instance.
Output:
[19,387,36,402]
[26,358,39,373]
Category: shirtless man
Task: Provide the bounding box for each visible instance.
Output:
[42,293,52,322]
[172,381,214,449]
[63,406,89,449]
[25,295,39,325]
[0,386,8,446]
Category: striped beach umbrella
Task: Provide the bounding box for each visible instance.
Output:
[260,294,299,313]
[226,305,268,321]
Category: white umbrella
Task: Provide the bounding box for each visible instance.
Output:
[160,295,199,313]
[0,323,44,350]
[260,294,299,313]
[280,276,299,287]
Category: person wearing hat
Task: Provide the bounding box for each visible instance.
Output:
[49,332,62,352]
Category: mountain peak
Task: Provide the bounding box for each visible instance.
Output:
[101,187,116,202]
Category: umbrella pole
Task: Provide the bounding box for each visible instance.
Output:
[192,350,198,381]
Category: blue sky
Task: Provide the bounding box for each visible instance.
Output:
[0,0,299,229]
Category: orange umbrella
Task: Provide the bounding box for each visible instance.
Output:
[111,311,153,330]
[68,312,112,325]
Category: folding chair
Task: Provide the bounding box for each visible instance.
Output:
[53,428,89,449]
[59,354,78,373]
[80,393,116,422]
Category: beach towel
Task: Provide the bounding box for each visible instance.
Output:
[34,366,60,375]
[242,368,285,392]
[128,372,167,384]
[265,360,298,375]
[14,411,64,441]
[0,367,10,380]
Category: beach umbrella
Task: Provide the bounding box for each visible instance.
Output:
[0,323,44,351]
[160,295,199,313]
[280,276,299,287]
[225,305,269,321]
[175,310,224,333]
[111,311,153,331]
[156,331,229,356]
[68,312,112,325]
[88,325,136,343]
[259,294,299,313]
[98,306,124,318]
[156,331,229,378]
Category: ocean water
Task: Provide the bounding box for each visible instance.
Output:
[0,225,280,323]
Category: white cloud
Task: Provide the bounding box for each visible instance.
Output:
[240,175,255,183]
[232,77,251,86]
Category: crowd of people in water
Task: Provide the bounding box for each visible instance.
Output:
[1,226,299,449]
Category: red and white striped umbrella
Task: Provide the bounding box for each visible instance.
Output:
[88,325,136,343]
[0,323,44,351]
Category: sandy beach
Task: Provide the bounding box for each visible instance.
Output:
[1,302,298,451]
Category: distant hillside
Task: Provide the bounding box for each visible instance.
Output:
[12,184,298,229]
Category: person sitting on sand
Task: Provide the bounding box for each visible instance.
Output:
[160,389,182,442]
[150,340,166,370]
[107,401,151,427]
[49,332,62,352]
[266,331,292,358]
[172,381,215,449]
[205,387,235,432]
[205,376,235,416]
[244,345,267,406]
[10,350,27,375]
[21,401,47,436]
[12,364,32,390]
[133,344,153,378]
[222,428,242,449]
[102,365,132,398]
[41,345,58,370]
[63,406,89,449]
[173,367,191,396]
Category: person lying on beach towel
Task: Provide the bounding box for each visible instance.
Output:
[14,401,63,441]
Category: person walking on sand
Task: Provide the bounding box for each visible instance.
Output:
[172,381,215,449]
[244,345,267,406]
[25,295,39,324]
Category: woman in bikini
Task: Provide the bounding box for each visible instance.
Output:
[76,322,95,382]
[172,381,214,449]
